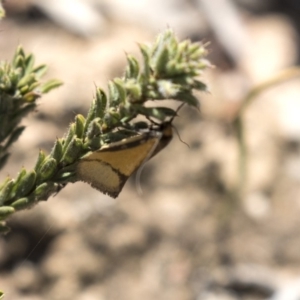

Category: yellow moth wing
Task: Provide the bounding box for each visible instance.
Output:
[77,161,122,198]
[88,137,160,176]
[76,132,161,198]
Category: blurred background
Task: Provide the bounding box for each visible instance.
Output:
[1,0,300,299]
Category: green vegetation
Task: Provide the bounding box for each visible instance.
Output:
[0,29,210,234]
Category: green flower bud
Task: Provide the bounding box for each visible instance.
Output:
[34,182,55,200]
[24,54,35,74]
[95,88,107,119]
[38,157,57,182]
[61,137,83,165]
[153,46,169,76]
[11,196,35,210]
[32,64,48,78]
[9,168,27,199]
[74,114,85,139]
[86,118,102,140]
[63,124,76,152]
[15,170,36,198]
[125,55,139,79]
[0,206,15,220]
[40,79,63,93]
[113,78,126,104]
[50,139,64,162]
[34,150,46,172]
[0,178,15,205]
[17,74,35,89]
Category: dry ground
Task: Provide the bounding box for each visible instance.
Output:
[1,4,300,300]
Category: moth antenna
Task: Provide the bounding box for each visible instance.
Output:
[172,103,185,120]
[145,115,160,126]
[146,103,186,127]
[172,103,190,148]
[173,126,190,148]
